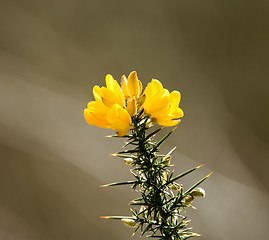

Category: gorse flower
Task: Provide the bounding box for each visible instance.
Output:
[143,79,184,126]
[84,74,131,136]
[84,71,184,136]
[84,72,211,239]
[121,71,143,100]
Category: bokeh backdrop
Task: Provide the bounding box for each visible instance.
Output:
[0,0,268,239]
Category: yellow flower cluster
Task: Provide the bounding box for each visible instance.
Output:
[84,71,184,136]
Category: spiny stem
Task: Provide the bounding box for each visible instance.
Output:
[102,113,211,239]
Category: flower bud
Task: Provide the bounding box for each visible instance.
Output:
[182,195,194,205]
[162,155,171,165]
[161,171,168,184]
[190,188,206,197]
[124,158,134,166]
[121,218,137,228]
[169,183,182,191]
[139,205,148,217]
[137,93,146,106]
[126,97,137,116]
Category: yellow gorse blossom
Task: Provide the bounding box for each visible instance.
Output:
[143,79,184,126]
[84,74,131,136]
[88,72,209,239]
[84,71,183,136]
[121,71,142,99]
[122,71,142,117]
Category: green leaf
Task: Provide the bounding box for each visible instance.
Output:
[105,134,133,138]
[129,201,147,206]
[154,126,177,150]
[132,224,141,236]
[164,165,204,187]
[100,216,134,220]
[165,146,177,157]
[145,127,164,140]
[110,153,136,158]
[132,197,143,202]
[183,172,212,197]
[123,140,138,148]
[117,149,139,154]
[135,108,145,118]
[100,180,137,188]
[142,223,152,235]
[130,208,137,216]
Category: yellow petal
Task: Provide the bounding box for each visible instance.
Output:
[137,93,146,106]
[126,97,137,116]
[121,75,130,99]
[105,74,114,90]
[138,80,143,96]
[127,71,140,98]
[150,79,163,93]
[117,127,131,137]
[152,106,183,127]
[93,85,103,102]
[144,89,170,115]
[104,74,125,107]
[169,91,181,107]
[170,107,184,119]
[84,108,111,128]
[144,79,163,98]
[84,108,95,125]
[143,79,164,110]
[87,100,109,113]
[100,87,116,108]
[107,103,131,136]
[112,79,125,107]
[156,118,181,127]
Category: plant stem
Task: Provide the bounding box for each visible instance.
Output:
[104,112,210,239]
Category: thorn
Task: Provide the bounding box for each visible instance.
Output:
[105,135,112,138]
[100,185,107,188]
[110,153,117,156]
[171,126,178,132]
[207,172,213,177]
[184,219,192,223]
[196,164,204,169]
[100,216,129,220]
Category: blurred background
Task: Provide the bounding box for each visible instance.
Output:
[0,0,268,239]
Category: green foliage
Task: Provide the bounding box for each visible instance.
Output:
[102,112,211,239]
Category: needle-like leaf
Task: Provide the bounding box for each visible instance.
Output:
[100,180,137,188]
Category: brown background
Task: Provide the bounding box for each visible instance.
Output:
[0,0,268,239]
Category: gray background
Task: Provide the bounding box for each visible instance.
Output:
[0,0,268,239]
